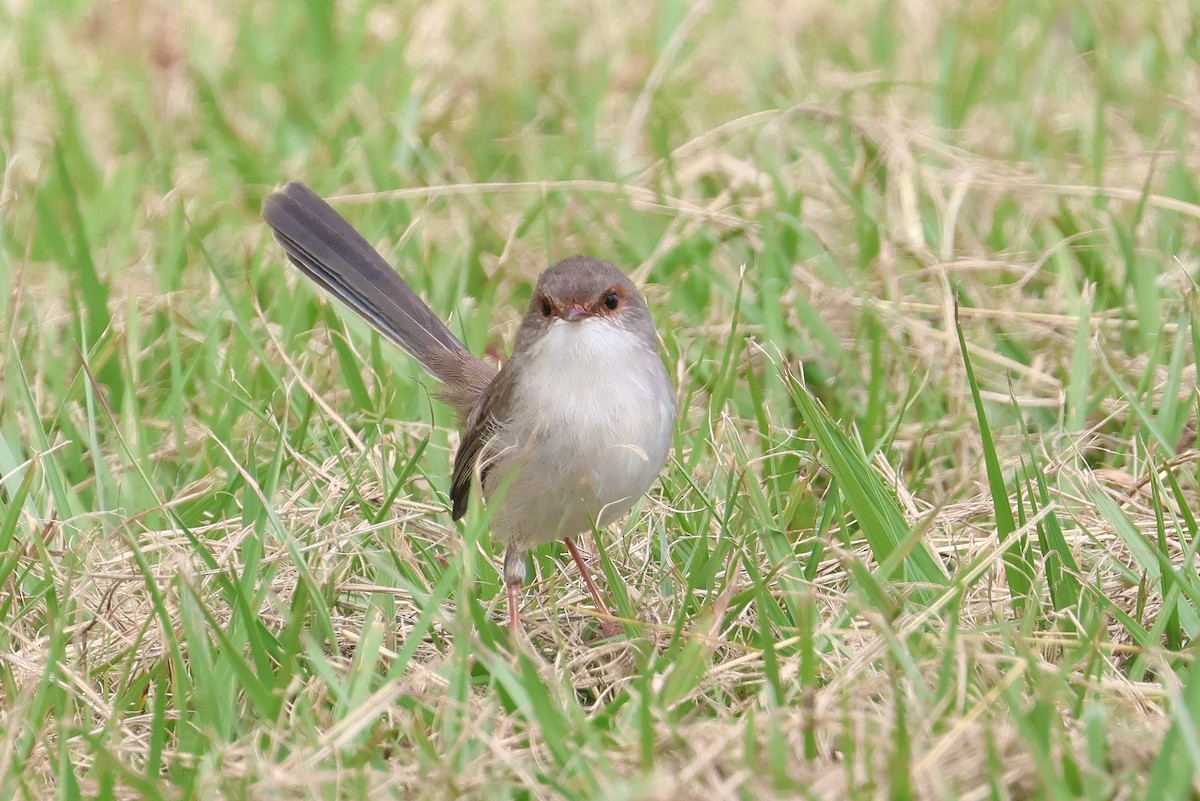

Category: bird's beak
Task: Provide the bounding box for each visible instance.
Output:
[563,303,591,321]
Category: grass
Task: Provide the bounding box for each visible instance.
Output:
[1,0,1199,798]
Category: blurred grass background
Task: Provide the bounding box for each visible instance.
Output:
[2,0,1200,798]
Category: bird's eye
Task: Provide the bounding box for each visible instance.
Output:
[603,292,620,310]
[540,298,553,317]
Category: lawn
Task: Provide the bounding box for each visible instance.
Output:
[1,1,1199,798]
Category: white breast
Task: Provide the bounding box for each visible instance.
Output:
[485,317,674,548]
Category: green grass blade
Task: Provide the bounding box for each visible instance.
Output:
[788,370,948,594]
[954,299,1032,617]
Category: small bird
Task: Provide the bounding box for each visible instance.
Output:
[262,182,676,638]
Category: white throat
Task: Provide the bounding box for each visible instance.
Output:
[490,316,675,547]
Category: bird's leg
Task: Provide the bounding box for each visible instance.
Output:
[507,581,521,637]
[564,536,622,639]
[503,547,528,639]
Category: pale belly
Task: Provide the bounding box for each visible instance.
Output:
[483,319,674,548]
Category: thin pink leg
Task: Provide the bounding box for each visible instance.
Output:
[507,581,522,638]
[564,537,621,638]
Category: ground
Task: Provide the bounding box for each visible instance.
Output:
[1,1,1199,798]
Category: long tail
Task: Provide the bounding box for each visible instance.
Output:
[262,182,493,418]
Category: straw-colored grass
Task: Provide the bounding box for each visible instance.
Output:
[2,1,1198,798]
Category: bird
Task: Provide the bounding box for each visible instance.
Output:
[262,182,676,638]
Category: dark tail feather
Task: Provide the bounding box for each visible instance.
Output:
[262,181,470,380]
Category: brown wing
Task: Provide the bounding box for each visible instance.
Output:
[450,416,498,520]
[450,371,515,520]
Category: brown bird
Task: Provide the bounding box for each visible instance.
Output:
[262,182,675,638]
